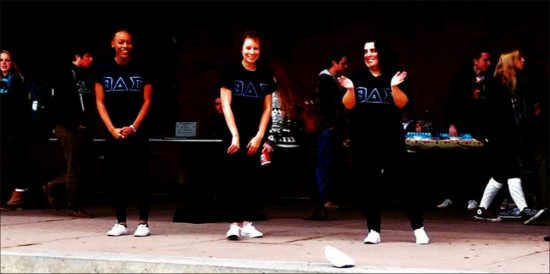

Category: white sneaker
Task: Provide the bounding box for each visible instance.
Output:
[226,224,241,240]
[437,198,453,208]
[467,200,478,210]
[107,223,128,236]
[134,224,150,237]
[414,227,429,245]
[241,222,263,238]
[363,230,381,244]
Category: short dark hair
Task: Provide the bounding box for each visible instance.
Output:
[470,45,492,60]
[72,45,94,57]
[327,49,348,68]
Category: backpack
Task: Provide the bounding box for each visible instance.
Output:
[27,80,54,138]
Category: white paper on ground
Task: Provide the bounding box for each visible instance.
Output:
[324,245,355,268]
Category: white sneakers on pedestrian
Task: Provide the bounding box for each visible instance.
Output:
[226,224,241,240]
[363,230,381,244]
[134,223,151,237]
[467,200,478,210]
[437,198,453,208]
[414,227,430,245]
[226,222,263,240]
[363,228,429,245]
[241,222,263,238]
[107,223,150,237]
[107,223,128,236]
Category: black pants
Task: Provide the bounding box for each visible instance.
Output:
[351,142,424,233]
[104,135,151,223]
[1,135,31,191]
[216,144,264,222]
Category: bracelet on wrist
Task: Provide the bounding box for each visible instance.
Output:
[129,124,136,133]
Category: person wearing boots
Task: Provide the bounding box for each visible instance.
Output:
[1,50,33,210]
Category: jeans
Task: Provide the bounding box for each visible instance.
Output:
[315,128,345,203]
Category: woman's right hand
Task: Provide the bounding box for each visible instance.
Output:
[111,127,126,139]
[227,135,240,154]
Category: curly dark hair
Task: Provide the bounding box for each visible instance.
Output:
[234,30,270,64]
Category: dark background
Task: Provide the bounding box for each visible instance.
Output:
[2,0,549,137]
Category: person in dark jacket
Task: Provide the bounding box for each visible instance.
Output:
[42,45,95,218]
[311,49,350,211]
[474,49,546,225]
[1,49,33,210]
[437,46,493,211]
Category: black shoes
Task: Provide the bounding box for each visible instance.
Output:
[521,208,546,225]
[474,207,502,222]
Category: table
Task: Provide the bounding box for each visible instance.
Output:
[405,136,484,153]
[403,133,487,207]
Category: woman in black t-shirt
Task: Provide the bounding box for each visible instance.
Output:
[339,37,429,245]
[95,30,153,237]
[219,30,276,240]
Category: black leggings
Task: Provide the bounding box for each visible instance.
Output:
[217,146,264,222]
[351,144,424,233]
[104,137,151,223]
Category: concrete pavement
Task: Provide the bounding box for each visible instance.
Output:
[1,193,549,273]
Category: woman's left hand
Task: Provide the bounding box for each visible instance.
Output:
[391,71,407,87]
[247,136,261,156]
[263,143,274,153]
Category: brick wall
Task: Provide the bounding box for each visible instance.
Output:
[160,1,549,135]
[4,1,548,136]
[2,1,548,195]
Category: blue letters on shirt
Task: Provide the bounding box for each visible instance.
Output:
[232,80,268,98]
[102,76,144,92]
[356,87,392,104]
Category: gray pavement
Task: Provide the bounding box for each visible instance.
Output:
[1,193,549,273]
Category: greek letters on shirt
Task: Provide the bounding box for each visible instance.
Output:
[220,62,276,101]
[101,76,145,92]
[231,80,269,98]
[355,87,393,104]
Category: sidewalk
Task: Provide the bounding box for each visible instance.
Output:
[1,193,549,273]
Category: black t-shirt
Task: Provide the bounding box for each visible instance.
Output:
[219,62,276,140]
[95,59,151,130]
[348,68,408,145]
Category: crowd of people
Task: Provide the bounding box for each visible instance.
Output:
[1,28,548,242]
